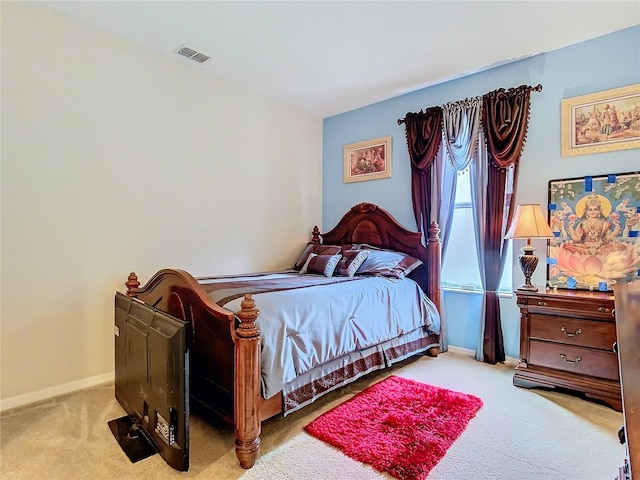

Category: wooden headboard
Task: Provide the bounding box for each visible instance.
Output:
[312,202,441,313]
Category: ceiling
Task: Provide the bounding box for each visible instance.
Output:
[41,1,640,118]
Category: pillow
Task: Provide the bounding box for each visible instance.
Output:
[351,243,373,250]
[335,250,370,277]
[351,242,384,251]
[293,243,342,270]
[299,253,342,277]
[356,249,423,279]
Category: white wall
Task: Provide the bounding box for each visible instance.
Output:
[1,2,322,407]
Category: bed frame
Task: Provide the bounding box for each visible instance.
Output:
[124,202,441,468]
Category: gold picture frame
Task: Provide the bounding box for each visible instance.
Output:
[561,83,640,157]
[344,136,392,183]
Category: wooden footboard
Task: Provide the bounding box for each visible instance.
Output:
[126,269,236,420]
[124,202,442,470]
[126,269,264,468]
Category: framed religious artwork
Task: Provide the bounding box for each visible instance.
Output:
[546,171,640,291]
[343,136,392,183]
[561,83,640,157]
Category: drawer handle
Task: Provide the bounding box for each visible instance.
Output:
[561,326,582,337]
[598,307,610,313]
[537,301,547,306]
[560,354,582,364]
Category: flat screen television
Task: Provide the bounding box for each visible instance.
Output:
[110,292,190,471]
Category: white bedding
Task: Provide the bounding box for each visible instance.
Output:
[205,272,440,400]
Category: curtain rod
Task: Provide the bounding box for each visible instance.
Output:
[397,83,543,125]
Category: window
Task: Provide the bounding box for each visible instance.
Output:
[441,168,512,293]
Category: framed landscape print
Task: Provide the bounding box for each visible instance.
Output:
[547,171,640,291]
[561,83,640,157]
[344,136,392,183]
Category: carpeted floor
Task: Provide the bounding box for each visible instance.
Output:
[0,348,626,479]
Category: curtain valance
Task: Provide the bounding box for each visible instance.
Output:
[442,96,483,172]
[401,107,444,172]
[482,84,541,170]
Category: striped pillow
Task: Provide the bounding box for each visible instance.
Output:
[293,243,342,270]
[355,249,422,279]
[299,253,342,277]
[335,250,370,277]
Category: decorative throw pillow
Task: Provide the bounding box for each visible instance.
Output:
[335,250,370,277]
[299,253,342,277]
[356,249,423,279]
[293,243,342,270]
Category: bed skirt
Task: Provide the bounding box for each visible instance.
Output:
[282,327,438,415]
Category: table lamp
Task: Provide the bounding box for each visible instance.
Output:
[505,204,554,292]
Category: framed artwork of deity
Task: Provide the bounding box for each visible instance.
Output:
[546,171,640,291]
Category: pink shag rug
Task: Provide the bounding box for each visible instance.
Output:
[304,375,483,480]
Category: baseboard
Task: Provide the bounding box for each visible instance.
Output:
[446,345,518,367]
[1,348,518,412]
[446,345,476,357]
[0,371,115,412]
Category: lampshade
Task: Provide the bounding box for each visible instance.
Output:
[505,204,554,240]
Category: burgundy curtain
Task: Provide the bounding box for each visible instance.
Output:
[402,107,443,234]
[480,85,534,364]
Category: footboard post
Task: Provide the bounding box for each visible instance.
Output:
[234,294,261,469]
[426,221,442,356]
[427,221,442,315]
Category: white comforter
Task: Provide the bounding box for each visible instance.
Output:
[205,272,440,399]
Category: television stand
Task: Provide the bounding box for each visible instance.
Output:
[108,415,157,463]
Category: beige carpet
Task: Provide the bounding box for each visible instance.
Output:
[0,349,626,480]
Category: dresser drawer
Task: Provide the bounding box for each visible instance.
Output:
[529,340,620,381]
[530,314,617,351]
[524,293,614,320]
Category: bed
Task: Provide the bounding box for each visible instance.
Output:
[123,202,442,469]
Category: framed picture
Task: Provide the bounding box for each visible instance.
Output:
[546,171,640,291]
[561,83,640,157]
[344,136,392,183]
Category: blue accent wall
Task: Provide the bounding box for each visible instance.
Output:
[322,26,640,358]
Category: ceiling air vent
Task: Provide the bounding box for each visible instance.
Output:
[176,45,211,64]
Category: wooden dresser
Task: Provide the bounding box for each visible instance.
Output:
[514,288,621,411]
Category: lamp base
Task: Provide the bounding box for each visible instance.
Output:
[517,244,539,292]
[516,284,539,292]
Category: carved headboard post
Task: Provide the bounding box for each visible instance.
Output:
[311,226,321,244]
[426,221,442,315]
[125,272,140,297]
